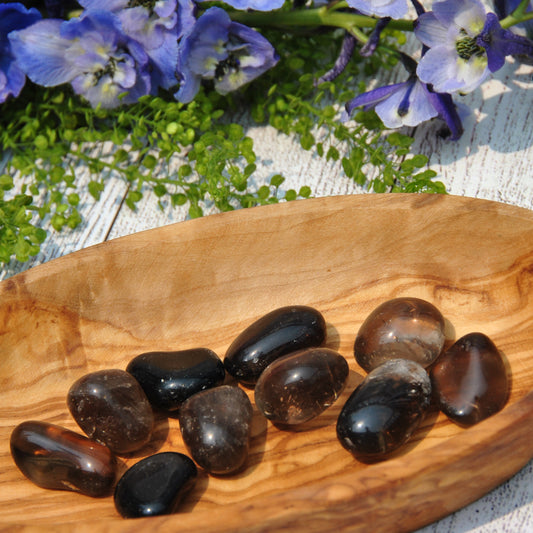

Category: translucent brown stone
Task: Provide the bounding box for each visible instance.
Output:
[254,348,349,425]
[224,305,327,386]
[10,420,117,497]
[178,385,253,474]
[336,359,431,461]
[114,452,197,518]
[67,369,154,454]
[126,348,226,413]
[431,332,509,426]
[354,297,446,372]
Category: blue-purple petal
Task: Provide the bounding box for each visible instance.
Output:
[426,91,464,140]
[478,12,533,71]
[0,3,42,102]
[9,19,82,86]
[346,83,405,115]
[346,0,409,19]
[196,0,284,10]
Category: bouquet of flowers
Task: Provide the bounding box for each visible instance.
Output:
[1,0,532,264]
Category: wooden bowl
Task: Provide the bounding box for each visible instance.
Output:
[1,194,532,532]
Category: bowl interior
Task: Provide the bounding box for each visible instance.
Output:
[1,194,533,532]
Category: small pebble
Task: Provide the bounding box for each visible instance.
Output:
[67,369,154,454]
[337,359,431,461]
[224,305,327,386]
[126,348,225,413]
[354,297,446,372]
[431,332,509,426]
[255,347,349,425]
[179,385,253,474]
[114,452,197,518]
[10,420,117,497]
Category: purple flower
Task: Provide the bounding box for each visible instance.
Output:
[0,3,42,103]
[415,0,533,93]
[9,10,151,108]
[345,64,464,139]
[494,0,533,38]
[78,0,196,89]
[175,7,279,103]
[346,0,409,19]
[196,0,285,11]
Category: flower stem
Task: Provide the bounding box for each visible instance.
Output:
[500,0,533,28]
[229,6,414,33]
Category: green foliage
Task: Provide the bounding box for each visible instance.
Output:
[0,27,443,267]
[244,28,443,195]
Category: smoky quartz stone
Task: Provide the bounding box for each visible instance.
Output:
[224,305,327,386]
[255,347,349,425]
[126,348,226,413]
[337,359,431,461]
[354,297,446,372]
[114,452,197,518]
[431,332,509,426]
[10,420,117,497]
[179,385,253,474]
[67,369,154,454]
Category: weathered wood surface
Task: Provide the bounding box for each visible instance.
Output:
[0,54,532,531]
[1,195,533,532]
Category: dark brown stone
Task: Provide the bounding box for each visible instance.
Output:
[254,348,349,425]
[114,452,197,518]
[10,420,117,497]
[67,369,154,454]
[178,385,253,474]
[354,297,446,372]
[126,348,226,413]
[224,305,327,386]
[431,332,509,426]
[336,359,431,461]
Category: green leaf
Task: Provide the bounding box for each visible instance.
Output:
[143,154,157,170]
[284,189,297,201]
[270,174,285,187]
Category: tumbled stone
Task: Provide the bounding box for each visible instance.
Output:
[255,348,349,425]
[337,359,431,461]
[114,452,197,518]
[68,369,154,454]
[431,332,509,426]
[126,348,225,413]
[10,420,117,497]
[224,305,327,386]
[179,385,253,474]
[354,297,446,372]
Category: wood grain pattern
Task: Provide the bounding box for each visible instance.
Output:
[1,194,533,532]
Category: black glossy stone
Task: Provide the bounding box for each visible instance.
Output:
[179,385,253,474]
[431,332,509,426]
[126,348,225,413]
[10,420,117,497]
[67,369,154,455]
[224,305,327,386]
[354,297,446,372]
[337,359,431,461]
[114,452,197,518]
[254,348,349,425]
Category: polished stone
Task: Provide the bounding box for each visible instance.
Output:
[354,297,446,372]
[431,332,509,426]
[224,305,327,386]
[67,369,154,454]
[10,420,117,497]
[179,385,253,474]
[114,452,197,518]
[126,348,226,413]
[254,348,349,425]
[337,359,431,461]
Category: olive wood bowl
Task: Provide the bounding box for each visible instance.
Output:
[1,194,532,532]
